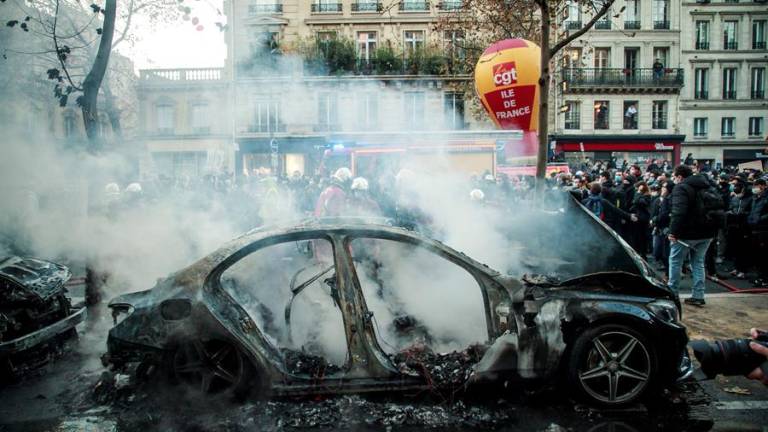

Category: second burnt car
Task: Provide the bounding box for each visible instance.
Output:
[1,257,86,381]
[103,194,691,406]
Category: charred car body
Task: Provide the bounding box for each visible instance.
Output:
[103,194,691,406]
[0,257,85,381]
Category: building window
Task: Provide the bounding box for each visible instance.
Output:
[317,31,336,55]
[623,101,638,129]
[652,101,667,129]
[444,92,465,130]
[63,110,77,137]
[565,0,581,28]
[722,68,737,99]
[249,30,279,55]
[652,0,669,29]
[594,101,609,130]
[403,92,425,129]
[749,117,764,137]
[563,48,582,68]
[564,101,580,129]
[594,48,610,68]
[721,117,735,138]
[694,68,709,99]
[695,21,709,50]
[312,0,342,13]
[754,20,767,50]
[653,47,669,69]
[252,100,282,133]
[693,118,708,138]
[752,67,766,99]
[624,0,640,29]
[249,1,283,15]
[353,0,380,11]
[444,30,465,60]
[723,21,738,50]
[156,104,174,134]
[190,102,210,134]
[356,32,376,62]
[317,92,338,131]
[356,92,378,129]
[403,30,424,57]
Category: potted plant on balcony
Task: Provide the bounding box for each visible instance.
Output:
[373,44,403,75]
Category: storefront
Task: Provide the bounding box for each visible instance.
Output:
[236,137,325,177]
[722,149,768,168]
[550,134,685,167]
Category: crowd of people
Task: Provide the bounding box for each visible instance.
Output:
[564,155,768,303]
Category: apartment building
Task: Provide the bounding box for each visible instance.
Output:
[552,0,687,165]
[139,0,492,179]
[678,0,768,166]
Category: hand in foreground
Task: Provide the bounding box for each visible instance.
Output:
[747,328,768,385]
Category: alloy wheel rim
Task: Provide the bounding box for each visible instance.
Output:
[578,331,651,404]
[173,339,244,394]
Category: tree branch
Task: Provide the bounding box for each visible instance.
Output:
[550,0,615,56]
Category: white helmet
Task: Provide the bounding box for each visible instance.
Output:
[484,174,495,182]
[333,167,352,183]
[104,183,120,195]
[351,177,369,191]
[469,189,485,201]
[125,182,142,193]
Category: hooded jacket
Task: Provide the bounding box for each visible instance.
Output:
[670,174,717,240]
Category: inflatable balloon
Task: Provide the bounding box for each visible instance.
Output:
[474,39,541,132]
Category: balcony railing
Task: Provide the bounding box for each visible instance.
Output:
[653,20,670,30]
[561,68,684,91]
[249,3,283,14]
[722,90,736,100]
[399,1,429,11]
[140,68,223,82]
[724,41,738,50]
[722,130,735,138]
[652,119,668,129]
[438,0,463,10]
[752,90,766,99]
[695,90,709,99]
[595,20,611,30]
[754,41,767,50]
[566,21,582,30]
[351,2,382,11]
[311,2,342,12]
[624,21,641,29]
[696,41,709,50]
[247,124,286,133]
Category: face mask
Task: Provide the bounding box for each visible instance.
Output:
[651,192,659,197]
[754,188,762,195]
[615,176,622,182]
[729,184,735,192]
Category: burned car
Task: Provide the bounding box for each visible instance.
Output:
[103,195,691,407]
[0,257,86,381]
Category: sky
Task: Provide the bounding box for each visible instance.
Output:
[119,0,227,71]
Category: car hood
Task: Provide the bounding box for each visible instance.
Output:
[0,256,71,302]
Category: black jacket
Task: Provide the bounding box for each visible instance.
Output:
[747,192,768,229]
[670,175,717,240]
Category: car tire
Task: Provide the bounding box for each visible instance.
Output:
[567,324,658,407]
[168,338,256,401]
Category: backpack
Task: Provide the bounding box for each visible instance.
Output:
[694,185,726,228]
[583,196,604,220]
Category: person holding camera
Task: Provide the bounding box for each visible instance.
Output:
[748,328,768,385]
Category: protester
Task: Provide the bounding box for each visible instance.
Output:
[668,165,717,306]
[746,178,768,286]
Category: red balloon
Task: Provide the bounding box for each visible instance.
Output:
[196,25,204,31]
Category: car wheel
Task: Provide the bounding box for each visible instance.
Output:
[170,338,254,399]
[567,324,657,406]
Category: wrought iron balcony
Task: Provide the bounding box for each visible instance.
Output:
[724,41,738,50]
[695,90,709,100]
[399,1,429,11]
[351,2,382,11]
[754,42,767,50]
[752,90,766,99]
[722,90,737,100]
[311,2,342,12]
[653,20,670,30]
[624,21,641,29]
[652,119,668,129]
[696,41,709,50]
[438,0,463,10]
[595,20,611,30]
[561,68,684,93]
[140,68,224,82]
[249,3,283,14]
[566,21,582,30]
